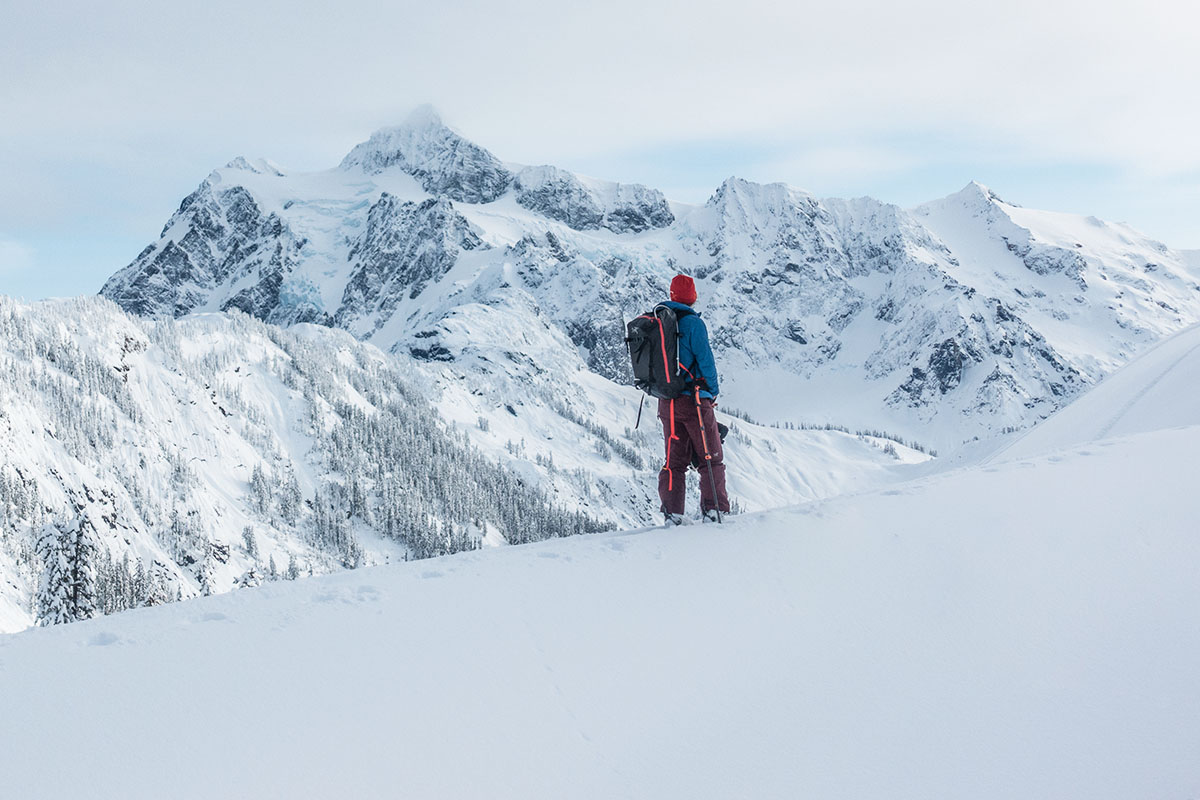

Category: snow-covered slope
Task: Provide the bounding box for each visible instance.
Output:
[915,182,1197,378]
[987,321,1200,462]
[0,295,923,632]
[3,378,1198,798]
[0,296,610,631]
[100,109,1200,450]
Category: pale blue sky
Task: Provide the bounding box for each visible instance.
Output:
[3,0,1198,301]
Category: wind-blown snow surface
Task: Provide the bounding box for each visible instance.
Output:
[991,320,1200,461]
[2,409,1198,798]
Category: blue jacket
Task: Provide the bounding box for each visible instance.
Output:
[661,300,719,399]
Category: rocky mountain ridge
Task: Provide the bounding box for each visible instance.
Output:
[100,108,1200,448]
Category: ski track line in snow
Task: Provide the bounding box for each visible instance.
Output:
[1092,339,1200,441]
[981,331,1200,468]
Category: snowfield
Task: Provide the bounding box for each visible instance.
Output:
[993,320,1200,461]
[3,326,1199,799]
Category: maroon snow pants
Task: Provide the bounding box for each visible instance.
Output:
[658,395,730,515]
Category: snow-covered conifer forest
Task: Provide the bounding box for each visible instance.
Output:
[0,296,630,629]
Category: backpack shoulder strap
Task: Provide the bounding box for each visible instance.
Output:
[653,304,693,319]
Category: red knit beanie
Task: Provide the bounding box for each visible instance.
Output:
[670,274,697,305]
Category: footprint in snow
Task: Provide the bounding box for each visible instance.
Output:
[420,570,444,580]
[88,632,120,647]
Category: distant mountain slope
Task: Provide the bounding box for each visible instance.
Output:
[0,296,609,631]
[100,108,1200,448]
[3,393,1198,799]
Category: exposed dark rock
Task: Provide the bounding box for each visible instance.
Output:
[409,344,454,362]
[828,301,863,333]
[514,167,604,230]
[101,181,305,322]
[784,322,808,344]
[336,195,485,330]
[513,165,674,233]
[928,338,967,394]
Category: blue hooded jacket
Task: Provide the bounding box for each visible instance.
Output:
[661,300,719,400]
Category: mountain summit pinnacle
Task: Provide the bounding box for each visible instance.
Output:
[957,180,1014,207]
[338,106,512,203]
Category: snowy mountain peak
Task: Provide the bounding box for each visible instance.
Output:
[224,156,286,177]
[339,107,511,203]
[704,177,822,231]
[711,176,815,205]
[953,180,1017,209]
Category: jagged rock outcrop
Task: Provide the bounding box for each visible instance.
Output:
[514,166,605,230]
[335,194,484,333]
[514,165,674,233]
[100,178,319,325]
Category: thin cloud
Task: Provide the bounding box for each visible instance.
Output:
[0,236,35,275]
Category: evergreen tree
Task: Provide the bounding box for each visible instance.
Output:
[66,513,99,621]
[197,553,215,596]
[279,466,302,526]
[35,512,98,625]
[242,526,259,559]
[237,568,262,588]
[249,464,272,515]
[35,522,72,626]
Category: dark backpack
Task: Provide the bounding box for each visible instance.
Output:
[625,304,693,399]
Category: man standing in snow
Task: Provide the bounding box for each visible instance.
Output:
[659,274,730,524]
